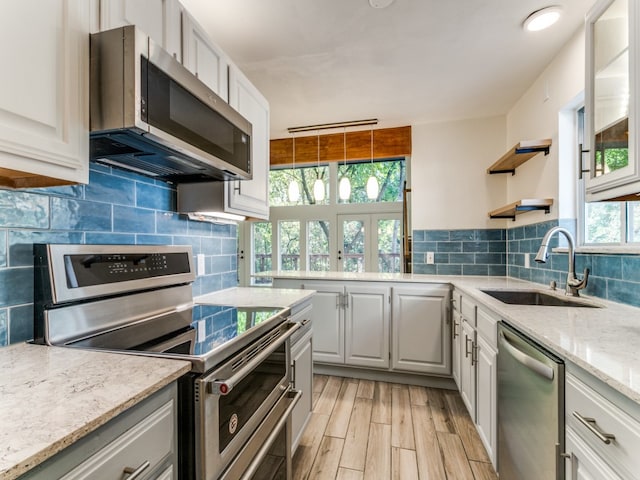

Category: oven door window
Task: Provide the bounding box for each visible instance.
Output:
[218,344,286,452]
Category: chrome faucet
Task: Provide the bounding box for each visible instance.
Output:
[534,226,589,297]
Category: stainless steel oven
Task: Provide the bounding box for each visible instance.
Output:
[33,243,300,480]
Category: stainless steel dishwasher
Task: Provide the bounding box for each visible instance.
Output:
[498,322,565,480]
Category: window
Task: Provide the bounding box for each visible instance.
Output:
[307,220,330,271]
[279,221,300,270]
[252,222,272,285]
[243,159,407,284]
[269,165,329,206]
[337,159,406,203]
[579,107,640,245]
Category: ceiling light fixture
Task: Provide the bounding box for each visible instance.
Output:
[369,0,395,9]
[313,132,325,202]
[338,127,351,201]
[287,133,300,202]
[366,127,379,200]
[523,6,562,32]
[288,118,377,134]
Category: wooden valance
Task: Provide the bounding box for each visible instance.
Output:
[270,125,412,167]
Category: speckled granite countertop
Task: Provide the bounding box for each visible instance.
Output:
[258,271,640,405]
[194,286,315,309]
[0,344,191,480]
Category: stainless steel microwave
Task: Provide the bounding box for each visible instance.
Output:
[89,25,252,183]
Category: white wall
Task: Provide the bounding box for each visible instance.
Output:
[410,26,586,231]
[411,115,507,230]
[506,27,586,225]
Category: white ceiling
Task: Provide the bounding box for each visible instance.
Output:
[181,0,595,139]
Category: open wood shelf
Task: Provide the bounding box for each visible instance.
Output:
[489,198,553,221]
[487,139,552,175]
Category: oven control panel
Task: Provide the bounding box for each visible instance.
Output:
[64,252,192,288]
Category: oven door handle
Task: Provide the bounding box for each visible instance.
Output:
[239,390,302,480]
[206,321,302,395]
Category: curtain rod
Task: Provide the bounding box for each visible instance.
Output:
[287,118,378,133]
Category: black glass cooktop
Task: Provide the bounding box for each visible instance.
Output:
[189,304,285,356]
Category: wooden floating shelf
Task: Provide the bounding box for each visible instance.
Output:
[487,139,552,175]
[489,198,553,221]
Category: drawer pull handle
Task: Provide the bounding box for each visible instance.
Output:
[573,411,616,444]
[123,460,151,479]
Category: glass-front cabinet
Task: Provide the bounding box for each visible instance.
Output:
[585,0,639,201]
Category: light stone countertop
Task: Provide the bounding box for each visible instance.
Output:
[0,343,191,480]
[257,270,640,405]
[194,286,315,309]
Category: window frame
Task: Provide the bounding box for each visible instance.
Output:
[577,106,640,248]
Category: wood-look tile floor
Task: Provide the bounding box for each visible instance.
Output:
[293,375,498,480]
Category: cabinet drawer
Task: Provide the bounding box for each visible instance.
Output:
[61,398,175,479]
[460,297,476,327]
[566,373,640,479]
[476,307,497,347]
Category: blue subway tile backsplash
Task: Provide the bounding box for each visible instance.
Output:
[413,228,506,276]
[413,221,640,308]
[0,164,238,347]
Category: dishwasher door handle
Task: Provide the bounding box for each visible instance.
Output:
[499,331,554,381]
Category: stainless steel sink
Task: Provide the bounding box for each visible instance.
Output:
[481,289,601,308]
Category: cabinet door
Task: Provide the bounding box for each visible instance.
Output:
[452,310,462,388]
[99,0,182,60]
[585,0,639,200]
[291,330,313,454]
[0,1,89,187]
[391,285,450,375]
[565,427,624,480]
[182,11,229,101]
[226,65,270,219]
[459,320,476,420]
[303,283,344,364]
[345,285,390,369]
[475,335,497,467]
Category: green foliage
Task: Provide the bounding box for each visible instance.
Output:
[585,202,621,243]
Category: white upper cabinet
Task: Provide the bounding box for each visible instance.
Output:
[226,65,270,219]
[0,0,90,188]
[182,11,229,102]
[99,0,182,61]
[585,0,640,200]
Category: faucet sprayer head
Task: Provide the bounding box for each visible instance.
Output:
[534,244,549,263]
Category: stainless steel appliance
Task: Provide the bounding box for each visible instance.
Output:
[90,26,252,183]
[498,322,565,480]
[33,244,299,480]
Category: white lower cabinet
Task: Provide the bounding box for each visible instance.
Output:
[565,427,623,480]
[451,309,462,388]
[293,280,451,377]
[20,383,178,480]
[303,282,389,368]
[345,284,390,369]
[391,285,451,375]
[475,333,497,465]
[455,293,498,468]
[565,367,640,479]
[459,318,477,418]
[303,283,344,364]
[290,303,313,454]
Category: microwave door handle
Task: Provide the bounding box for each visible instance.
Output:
[498,331,554,381]
[206,322,302,395]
